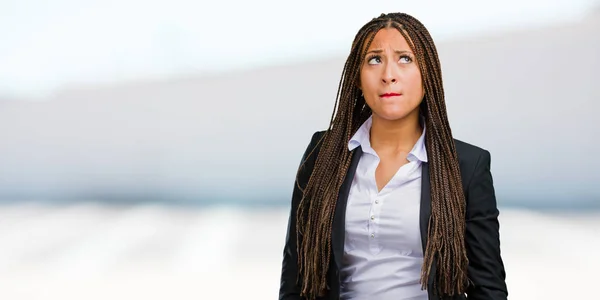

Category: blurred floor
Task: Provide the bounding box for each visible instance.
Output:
[0,203,599,300]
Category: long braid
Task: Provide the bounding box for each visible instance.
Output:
[295,12,469,299]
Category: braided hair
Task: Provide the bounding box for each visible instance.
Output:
[295,12,469,299]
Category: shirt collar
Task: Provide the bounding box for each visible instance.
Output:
[348,115,428,163]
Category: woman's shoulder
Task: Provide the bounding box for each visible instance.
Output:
[311,130,327,140]
[453,139,493,190]
[304,130,328,153]
[453,138,491,164]
[297,130,327,167]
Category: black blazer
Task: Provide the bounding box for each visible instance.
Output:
[279,131,508,300]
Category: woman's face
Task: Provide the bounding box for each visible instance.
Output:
[359,28,424,122]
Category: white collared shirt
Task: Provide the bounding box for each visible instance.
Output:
[340,115,429,300]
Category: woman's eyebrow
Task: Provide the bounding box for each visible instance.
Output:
[365,49,413,55]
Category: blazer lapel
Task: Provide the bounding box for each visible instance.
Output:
[332,146,362,269]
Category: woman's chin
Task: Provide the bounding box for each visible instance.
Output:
[373,110,415,122]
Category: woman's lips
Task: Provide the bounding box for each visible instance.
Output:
[380,93,402,98]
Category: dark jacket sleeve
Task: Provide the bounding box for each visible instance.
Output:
[465,150,508,299]
[279,132,322,300]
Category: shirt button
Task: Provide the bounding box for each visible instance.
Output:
[375,199,379,204]
[371,233,375,238]
[370,215,375,220]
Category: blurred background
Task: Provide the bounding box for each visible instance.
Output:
[1,0,599,299]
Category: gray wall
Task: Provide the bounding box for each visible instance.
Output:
[1,13,598,208]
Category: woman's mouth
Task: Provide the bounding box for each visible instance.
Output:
[380,93,402,98]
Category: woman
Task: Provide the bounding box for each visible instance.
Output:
[279,12,507,300]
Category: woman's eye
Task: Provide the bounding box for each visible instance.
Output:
[367,56,382,64]
[399,55,413,64]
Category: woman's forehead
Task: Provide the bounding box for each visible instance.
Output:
[362,28,413,52]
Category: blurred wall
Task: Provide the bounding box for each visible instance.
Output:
[0,11,598,208]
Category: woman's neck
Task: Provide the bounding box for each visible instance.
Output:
[369,111,423,155]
